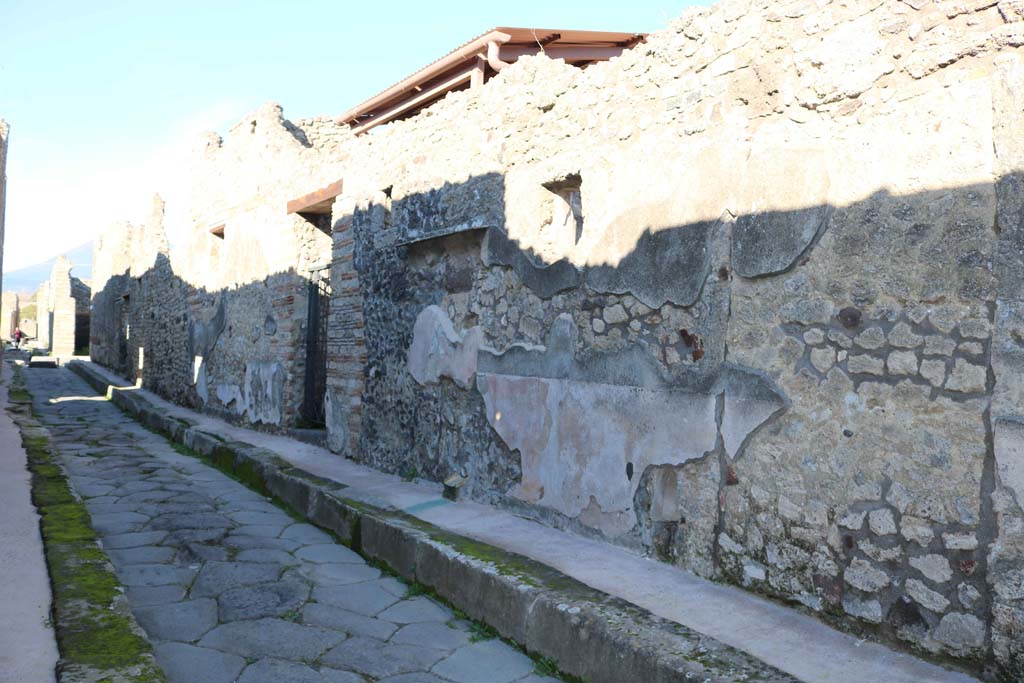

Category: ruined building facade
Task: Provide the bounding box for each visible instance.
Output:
[28,255,90,357]
[89,1,1024,678]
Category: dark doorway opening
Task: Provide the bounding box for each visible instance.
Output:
[301,267,330,426]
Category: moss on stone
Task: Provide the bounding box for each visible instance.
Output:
[8,386,32,403]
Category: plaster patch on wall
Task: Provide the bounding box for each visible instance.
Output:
[244,361,284,425]
[720,371,791,458]
[407,304,487,389]
[215,383,245,414]
[324,388,348,453]
[994,418,1024,509]
[408,308,787,538]
[189,297,227,358]
[478,372,719,537]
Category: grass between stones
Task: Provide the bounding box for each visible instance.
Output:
[10,370,165,682]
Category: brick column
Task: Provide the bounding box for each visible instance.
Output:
[324,196,366,454]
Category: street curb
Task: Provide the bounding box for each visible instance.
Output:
[67,359,798,683]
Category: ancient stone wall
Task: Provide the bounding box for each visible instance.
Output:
[34,282,49,350]
[0,291,17,339]
[47,256,79,357]
[90,106,348,429]
[308,0,1024,676]
[83,0,1024,675]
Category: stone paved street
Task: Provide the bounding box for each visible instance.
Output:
[22,365,561,683]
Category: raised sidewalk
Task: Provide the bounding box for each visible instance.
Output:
[68,358,980,683]
[0,360,59,682]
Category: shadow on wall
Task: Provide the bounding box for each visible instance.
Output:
[90,252,323,433]
[88,167,1024,676]
[349,169,1024,679]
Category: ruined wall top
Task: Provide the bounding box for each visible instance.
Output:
[92,194,170,296]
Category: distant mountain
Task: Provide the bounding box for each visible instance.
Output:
[2,241,93,294]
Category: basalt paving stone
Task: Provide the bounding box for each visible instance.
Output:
[161,528,229,545]
[392,622,473,651]
[23,367,567,681]
[91,511,150,534]
[235,548,297,564]
[228,511,295,526]
[233,524,288,538]
[220,500,283,513]
[190,561,285,598]
[297,562,381,585]
[379,675,452,683]
[236,658,323,683]
[76,483,115,497]
[224,534,303,552]
[179,542,230,562]
[237,658,367,683]
[154,642,246,683]
[102,530,168,548]
[320,669,367,683]
[281,523,334,544]
[198,618,345,661]
[126,585,188,607]
[107,545,177,566]
[119,490,179,503]
[322,637,446,679]
[302,602,399,640]
[377,597,453,624]
[150,513,234,531]
[87,502,145,515]
[312,580,400,616]
[217,580,310,621]
[134,598,219,642]
[137,503,217,516]
[431,640,536,683]
[295,544,364,565]
[117,563,196,587]
[111,481,166,495]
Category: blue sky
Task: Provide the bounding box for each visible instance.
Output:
[1,0,707,275]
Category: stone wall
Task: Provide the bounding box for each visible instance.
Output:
[90,106,348,429]
[309,1,1024,677]
[48,255,80,357]
[83,0,1024,676]
[34,282,49,350]
[0,291,17,339]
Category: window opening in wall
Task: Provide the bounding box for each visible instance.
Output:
[287,179,344,236]
[544,173,584,245]
[382,186,393,229]
[209,225,224,267]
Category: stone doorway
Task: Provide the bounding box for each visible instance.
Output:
[300,267,330,426]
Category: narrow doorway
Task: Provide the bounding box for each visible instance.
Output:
[301,267,330,426]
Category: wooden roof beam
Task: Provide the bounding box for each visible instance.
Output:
[350,65,478,135]
[287,179,344,216]
[498,45,630,62]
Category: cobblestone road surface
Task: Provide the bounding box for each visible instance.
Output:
[24,366,562,683]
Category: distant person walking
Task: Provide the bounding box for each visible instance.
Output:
[13,327,22,349]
